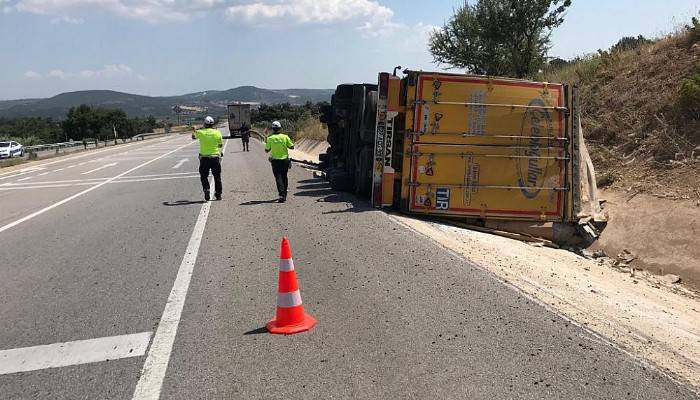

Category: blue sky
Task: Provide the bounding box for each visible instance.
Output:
[1,0,698,100]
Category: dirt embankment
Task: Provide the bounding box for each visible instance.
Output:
[289,139,329,164]
[594,190,700,289]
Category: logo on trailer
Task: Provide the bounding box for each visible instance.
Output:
[436,188,450,210]
[384,117,394,167]
[516,98,553,200]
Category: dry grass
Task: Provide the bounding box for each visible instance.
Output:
[0,157,27,169]
[293,116,328,141]
[543,28,700,199]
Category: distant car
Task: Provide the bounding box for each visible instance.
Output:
[0,141,24,159]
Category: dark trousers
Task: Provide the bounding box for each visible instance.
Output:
[270,159,290,198]
[241,137,249,152]
[199,156,222,195]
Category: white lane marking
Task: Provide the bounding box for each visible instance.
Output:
[38,172,50,176]
[16,177,32,182]
[172,159,189,169]
[0,136,184,178]
[0,175,201,191]
[3,172,200,188]
[65,164,77,169]
[0,332,152,375]
[132,138,229,400]
[81,162,118,175]
[132,188,211,400]
[53,168,65,172]
[0,142,193,234]
[0,167,46,181]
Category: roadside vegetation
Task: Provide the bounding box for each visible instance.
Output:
[251,101,329,140]
[0,104,163,146]
[539,15,700,198]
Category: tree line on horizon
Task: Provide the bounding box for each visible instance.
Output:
[0,104,161,146]
[0,101,330,146]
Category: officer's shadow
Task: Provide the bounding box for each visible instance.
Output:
[239,199,279,206]
[163,200,208,206]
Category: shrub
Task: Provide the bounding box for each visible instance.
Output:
[679,65,700,120]
[684,15,700,45]
[611,35,652,52]
[596,171,616,187]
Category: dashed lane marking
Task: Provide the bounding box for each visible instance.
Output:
[81,162,118,175]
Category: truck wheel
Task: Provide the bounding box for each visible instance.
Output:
[359,91,378,144]
[353,145,373,196]
[329,170,353,192]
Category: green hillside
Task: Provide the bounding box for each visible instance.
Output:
[0,87,334,119]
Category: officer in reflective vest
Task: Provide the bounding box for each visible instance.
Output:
[192,116,223,201]
[265,120,294,203]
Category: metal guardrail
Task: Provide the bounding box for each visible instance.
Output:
[20,132,169,157]
[24,141,84,153]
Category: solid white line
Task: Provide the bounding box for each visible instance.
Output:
[81,162,118,175]
[0,175,200,190]
[0,142,193,234]
[132,138,228,400]
[0,332,152,375]
[0,167,45,181]
[38,172,50,176]
[16,177,32,182]
[0,136,182,178]
[2,171,200,188]
[131,185,211,400]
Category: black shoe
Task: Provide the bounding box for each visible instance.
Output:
[215,193,221,201]
[278,197,286,203]
[204,192,210,201]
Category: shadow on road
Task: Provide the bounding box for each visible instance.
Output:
[296,182,330,190]
[243,327,268,335]
[297,178,322,184]
[240,199,279,206]
[293,176,373,214]
[162,200,207,206]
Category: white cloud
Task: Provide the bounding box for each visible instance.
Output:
[23,71,42,79]
[13,0,226,23]
[225,0,398,36]
[43,64,144,80]
[50,15,83,24]
[10,0,400,35]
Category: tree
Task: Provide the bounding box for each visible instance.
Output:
[429,0,572,78]
[611,35,652,52]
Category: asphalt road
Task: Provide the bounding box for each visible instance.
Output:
[0,128,696,399]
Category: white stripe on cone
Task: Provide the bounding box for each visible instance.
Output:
[279,258,295,272]
[277,290,303,308]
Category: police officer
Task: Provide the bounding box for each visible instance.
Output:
[240,121,251,152]
[265,120,294,203]
[192,116,223,201]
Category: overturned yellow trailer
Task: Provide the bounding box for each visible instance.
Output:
[320,70,604,244]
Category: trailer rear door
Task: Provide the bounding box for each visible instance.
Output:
[407,74,569,221]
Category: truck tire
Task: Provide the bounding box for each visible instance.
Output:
[329,170,353,191]
[353,145,373,196]
[359,91,378,144]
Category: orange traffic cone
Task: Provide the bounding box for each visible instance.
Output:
[266,237,317,334]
